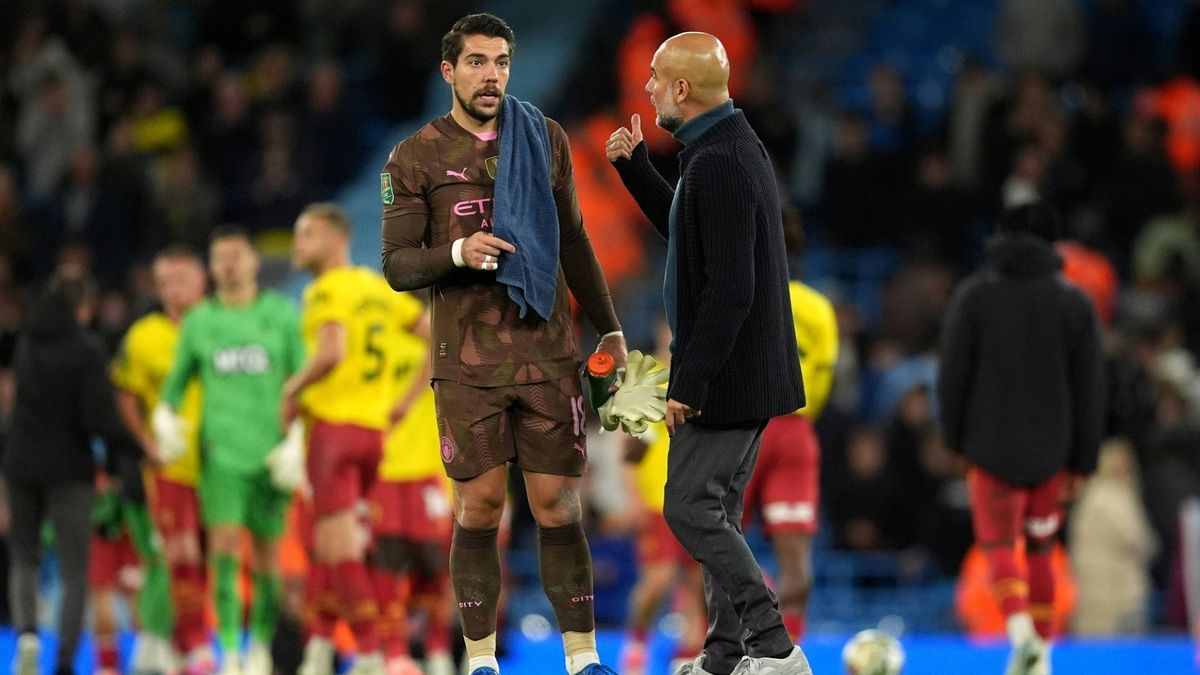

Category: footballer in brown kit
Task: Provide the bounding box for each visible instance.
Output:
[379,11,625,675]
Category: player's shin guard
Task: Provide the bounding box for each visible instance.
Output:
[538,523,598,673]
[172,562,208,651]
[250,571,283,645]
[333,560,380,653]
[450,524,502,641]
[984,543,1029,617]
[1027,544,1056,639]
[213,554,242,654]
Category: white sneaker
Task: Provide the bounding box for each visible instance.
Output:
[298,638,335,675]
[243,641,272,675]
[347,652,387,675]
[13,633,40,675]
[674,655,719,675]
[1007,637,1052,675]
[730,646,812,675]
[217,656,243,675]
[425,650,457,675]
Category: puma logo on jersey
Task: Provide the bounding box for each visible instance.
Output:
[446,167,469,181]
[212,345,271,375]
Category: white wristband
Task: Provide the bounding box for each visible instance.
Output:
[600,330,624,339]
[451,238,467,268]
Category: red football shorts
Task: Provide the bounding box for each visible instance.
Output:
[637,512,695,567]
[743,414,820,535]
[968,467,1065,548]
[307,419,383,518]
[89,533,139,590]
[369,477,452,544]
[148,475,200,537]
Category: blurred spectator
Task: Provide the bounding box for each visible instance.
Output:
[1138,76,1200,189]
[823,114,898,248]
[913,432,972,576]
[128,81,188,154]
[1070,438,1158,635]
[1081,0,1152,89]
[828,426,909,551]
[1101,115,1180,265]
[373,0,443,122]
[300,61,360,199]
[14,72,94,202]
[150,145,219,250]
[1058,238,1119,325]
[865,65,918,155]
[245,110,309,233]
[0,165,30,279]
[200,72,257,221]
[900,150,974,266]
[946,58,1001,193]
[994,0,1084,80]
[1132,200,1200,287]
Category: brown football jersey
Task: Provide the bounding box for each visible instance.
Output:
[382,114,615,387]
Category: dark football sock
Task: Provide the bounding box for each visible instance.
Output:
[449,524,502,640]
[537,522,595,634]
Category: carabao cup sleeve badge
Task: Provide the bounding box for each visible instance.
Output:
[380,173,394,205]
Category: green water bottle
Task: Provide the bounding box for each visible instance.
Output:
[586,352,618,411]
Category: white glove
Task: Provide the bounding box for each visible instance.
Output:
[598,350,669,435]
[265,420,307,494]
[151,403,189,464]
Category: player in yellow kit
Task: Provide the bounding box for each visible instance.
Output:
[111,244,211,671]
[742,225,839,642]
[367,302,457,675]
[285,203,405,675]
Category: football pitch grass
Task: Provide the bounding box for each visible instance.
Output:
[0,629,1193,674]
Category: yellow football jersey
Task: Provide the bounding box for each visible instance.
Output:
[379,328,443,482]
[111,312,203,485]
[632,422,670,513]
[790,280,839,419]
[300,267,420,429]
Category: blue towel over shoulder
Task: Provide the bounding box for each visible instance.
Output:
[493,94,559,322]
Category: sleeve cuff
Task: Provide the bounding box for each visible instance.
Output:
[600,330,624,339]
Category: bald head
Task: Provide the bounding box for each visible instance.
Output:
[646,32,731,131]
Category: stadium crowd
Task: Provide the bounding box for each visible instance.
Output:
[2,0,1200,672]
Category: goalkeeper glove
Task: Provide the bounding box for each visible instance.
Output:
[598,350,669,435]
[265,420,307,494]
[151,403,189,464]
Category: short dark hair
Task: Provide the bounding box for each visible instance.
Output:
[47,268,98,312]
[998,201,1062,242]
[154,243,204,266]
[209,224,252,247]
[441,13,515,65]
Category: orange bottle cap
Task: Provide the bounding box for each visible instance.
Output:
[587,352,615,377]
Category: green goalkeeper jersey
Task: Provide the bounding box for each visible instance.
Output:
[161,291,305,475]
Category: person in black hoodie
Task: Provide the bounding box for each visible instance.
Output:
[3,269,138,675]
[937,201,1104,675]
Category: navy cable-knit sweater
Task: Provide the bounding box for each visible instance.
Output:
[612,110,805,424]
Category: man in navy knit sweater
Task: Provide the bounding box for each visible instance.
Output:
[606,32,811,675]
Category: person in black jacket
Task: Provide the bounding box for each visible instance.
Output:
[937,201,1105,675]
[3,269,138,675]
[607,32,809,675]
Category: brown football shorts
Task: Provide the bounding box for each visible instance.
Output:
[433,374,588,481]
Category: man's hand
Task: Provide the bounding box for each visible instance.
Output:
[460,232,516,271]
[606,113,644,162]
[665,398,700,436]
[595,333,628,391]
[266,421,309,495]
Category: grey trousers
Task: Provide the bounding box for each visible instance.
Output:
[662,421,794,675]
[6,478,94,671]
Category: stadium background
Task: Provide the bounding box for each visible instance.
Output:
[3,0,1200,672]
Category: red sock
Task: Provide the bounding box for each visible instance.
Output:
[99,644,119,669]
[782,612,805,642]
[307,564,338,640]
[333,561,380,653]
[1027,547,1055,639]
[984,544,1028,617]
[372,568,409,659]
[419,571,452,654]
[172,562,209,652]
